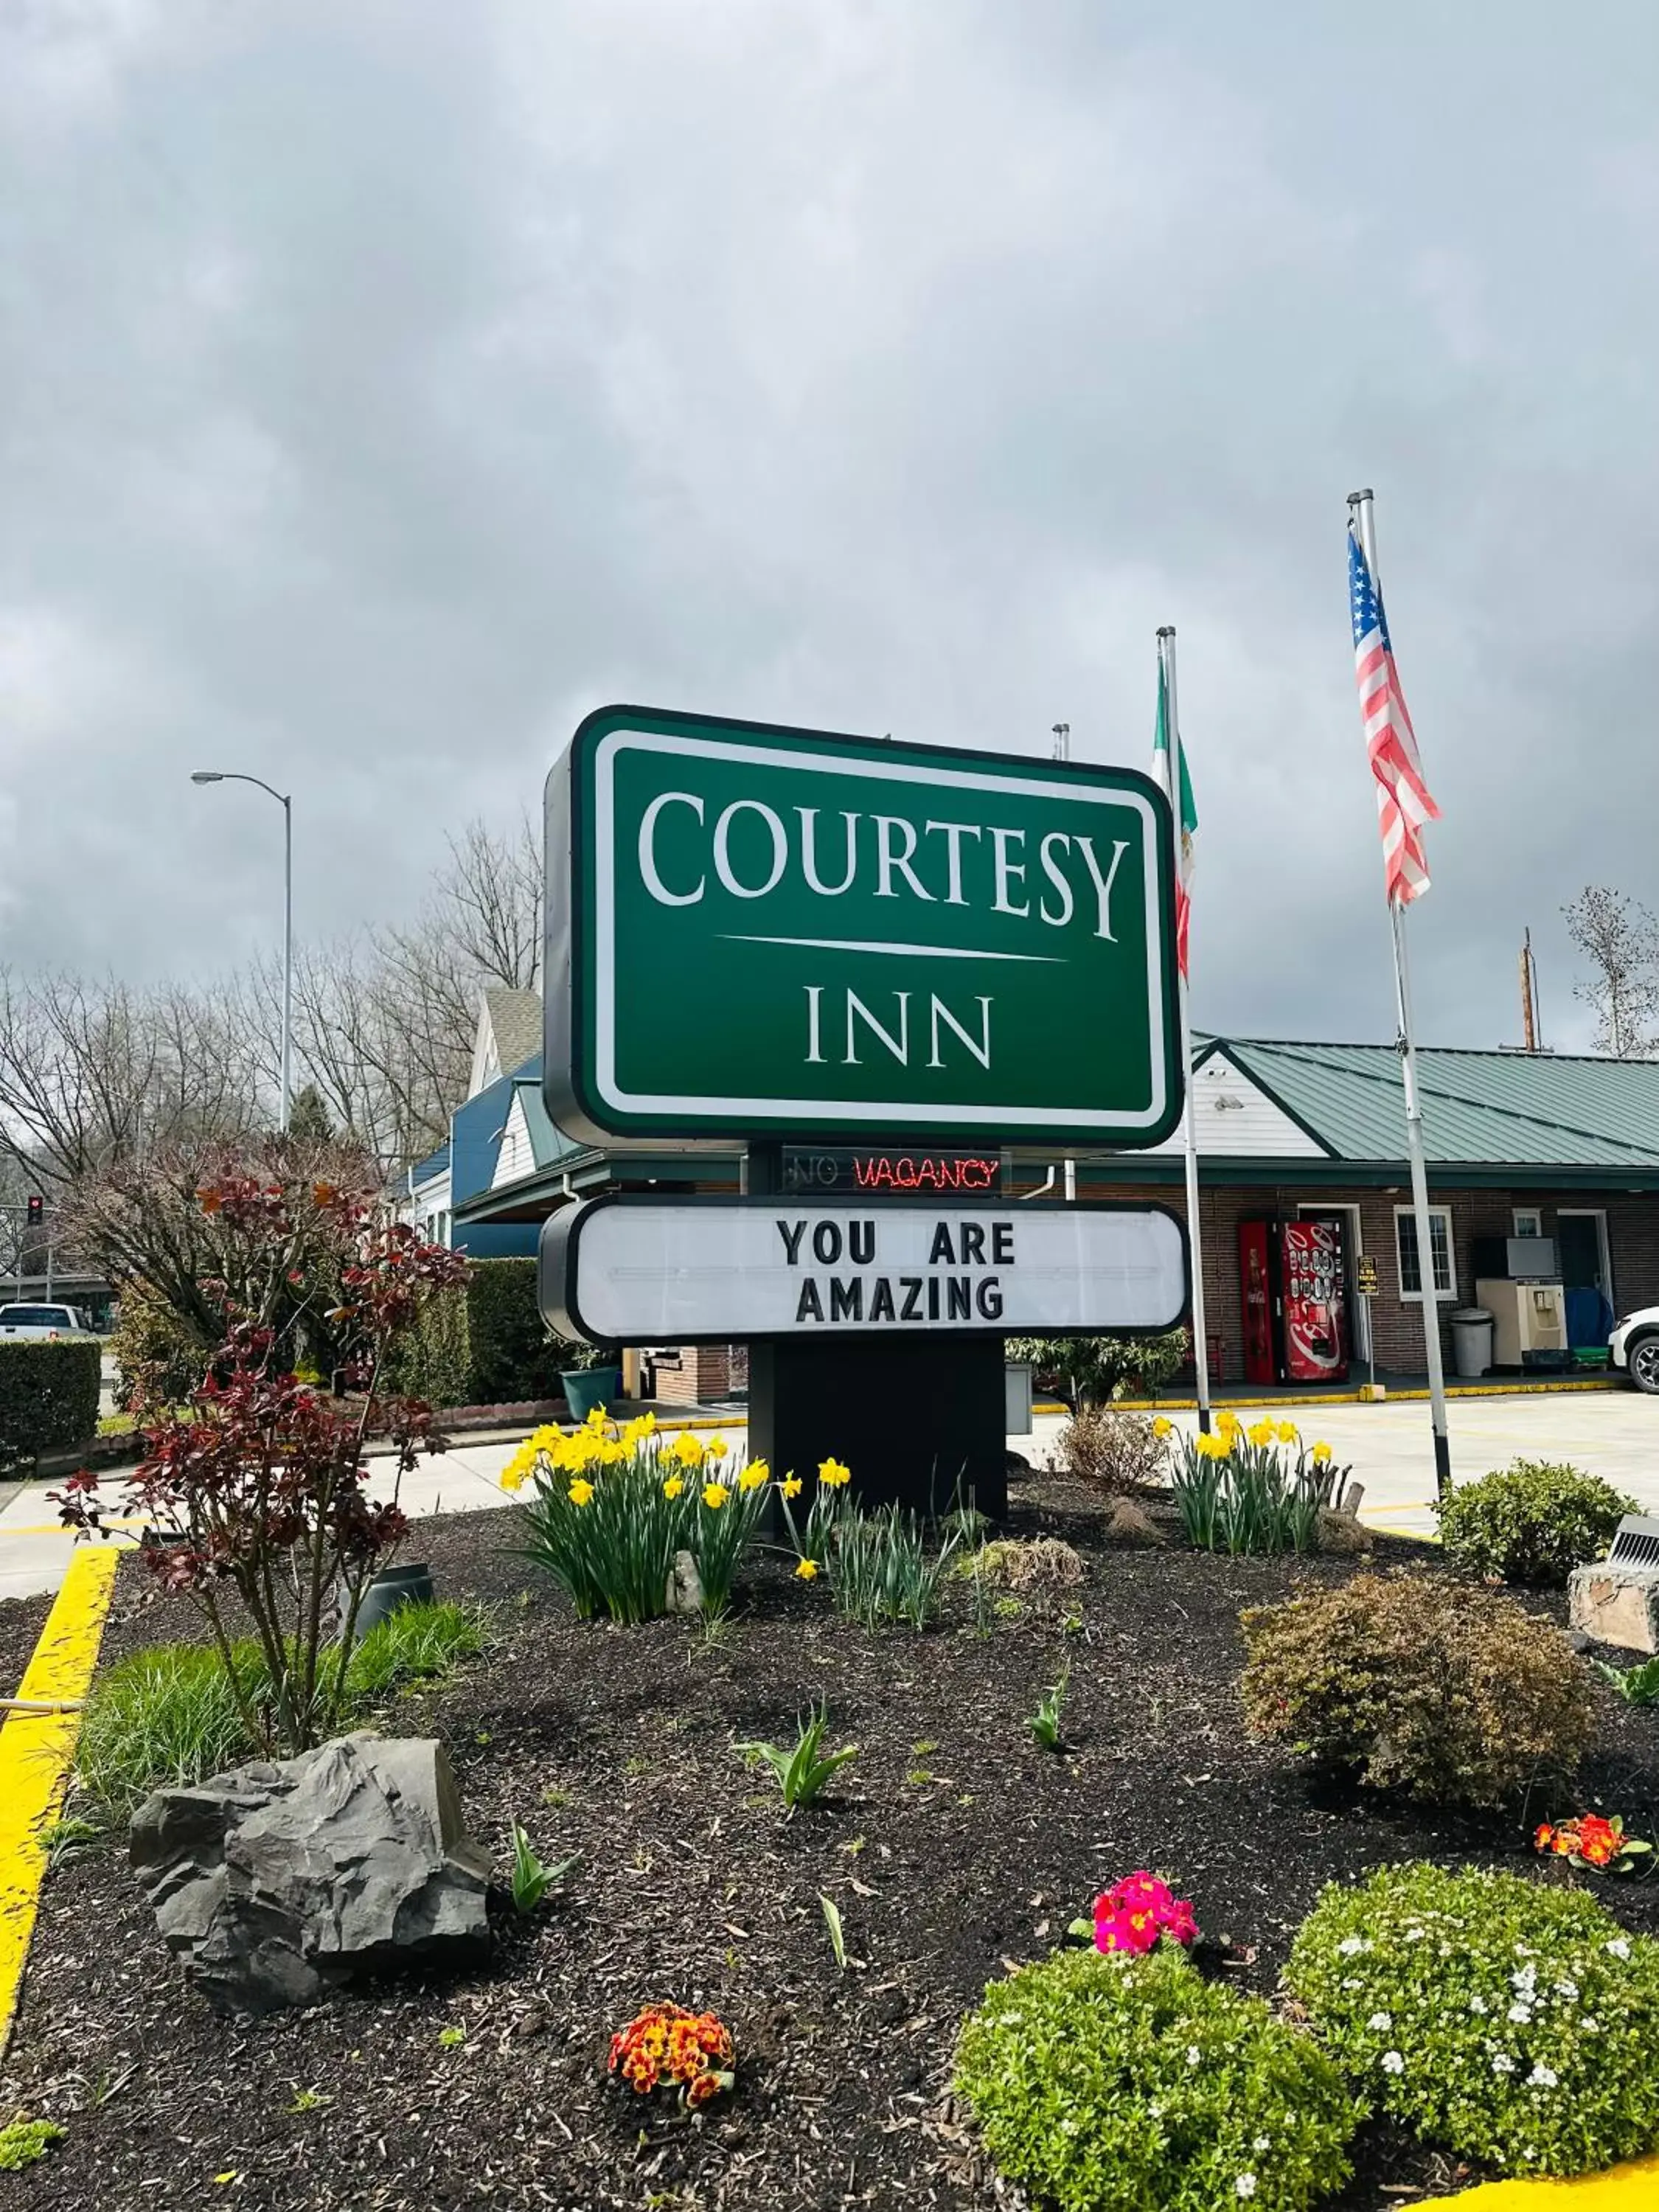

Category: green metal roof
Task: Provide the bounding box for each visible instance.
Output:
[1214,1037,1659,1170]
[514,1078,591,1174]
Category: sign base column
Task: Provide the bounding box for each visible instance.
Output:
[748,1334,1009,1520]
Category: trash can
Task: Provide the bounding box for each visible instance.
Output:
[1004,1362,1034,1436]
[1450,1307,1495,1380]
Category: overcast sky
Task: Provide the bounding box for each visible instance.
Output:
[3,0,1655,1053]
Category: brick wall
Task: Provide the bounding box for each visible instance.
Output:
[1075,1172,1659,1383]
[649,1343,732,1405]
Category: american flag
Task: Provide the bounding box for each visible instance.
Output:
[1349,517,1439,905]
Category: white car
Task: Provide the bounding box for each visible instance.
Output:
[0,1301,91,1340]
[1611,1308,1659,1394]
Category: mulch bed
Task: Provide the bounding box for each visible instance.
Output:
[5,1467,1659,2211]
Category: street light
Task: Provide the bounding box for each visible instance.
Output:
[190,770,293,1132]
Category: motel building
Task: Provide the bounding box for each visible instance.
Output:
[451,1029,1659,1401]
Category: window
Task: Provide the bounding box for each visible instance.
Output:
[1513,1207,1543,1239]
[1394,1206,1456,1301]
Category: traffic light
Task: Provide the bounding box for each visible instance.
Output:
[25,1194,43,1228]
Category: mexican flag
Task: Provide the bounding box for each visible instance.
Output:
[1153,653,1197,981]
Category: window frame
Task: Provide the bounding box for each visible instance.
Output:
[1512,1206,1543,1239]
[1394,1204,1457,1304]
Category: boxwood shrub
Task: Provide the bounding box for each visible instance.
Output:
[1239,1572,1595,1807]
[955,1945,1359,2212]
[386,1257,558,1408]
[1436,1459,1636,1587]
[1287,1862,1659,2177]
[0,1338,102,1472]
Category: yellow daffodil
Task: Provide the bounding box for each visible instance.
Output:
[1248,1419,1276,1449]
[568,1478,596,1507]
[1152,1416,1173,1440]
[584,1404,609,1431]
[781,1475,803,1499]
[795,1558,820,1580]
[818,1456,852,1488]
[705,1437,728,1461]
[1194,1430,1230,1460]
[662,1474,685,1499]
[703,1481,731,1509]
[1276,1421,1299,1445]
[1312,1440,1333,1464]
[737,1462,768,1492]
[672,1432,706,1468]
[499,1462,528,1493]
[1217,1408,1242,1436]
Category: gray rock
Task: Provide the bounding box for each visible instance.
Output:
[130,1732,491,2014]
[1568,1563,1659,1655]
[1316,1506,1374,1557]
[667,1548,704,1613]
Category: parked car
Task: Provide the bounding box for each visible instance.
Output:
[1610,1307,1659,1394]
[0,1301,92,1340]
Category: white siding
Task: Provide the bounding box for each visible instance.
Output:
[1146,1050,1324,1158]
[493,1096,533,1188]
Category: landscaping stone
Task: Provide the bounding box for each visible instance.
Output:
[1102,1496,1164,1546]
[1568,1561,1659,1654]
[129,1731,491,2014]
[667,1549,704,1613]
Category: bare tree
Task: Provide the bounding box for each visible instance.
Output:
[1562,886,1659,1059]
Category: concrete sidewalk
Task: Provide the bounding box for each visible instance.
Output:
[3,1390,1654,1603]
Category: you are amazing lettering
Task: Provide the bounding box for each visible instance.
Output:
[776,1214,1014,1326]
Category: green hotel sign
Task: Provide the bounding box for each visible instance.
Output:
[544,706,1182,1147]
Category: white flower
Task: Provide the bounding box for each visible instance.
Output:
[1528,2064,1559,2090]
[1338,1936,1365,1957]
[1253,2135,1271,2153]
[1404,1927,1425,1944]
[1508,2003,1533,2024]
[1554,1979,1579,2003]
[1367,2011,1393,2033]
[1468,1996,1489,2016]
[1235,2177,1258,2202]
[1583,2017,1601,2034]
[1341,1978,1363,1992]
[1512,1965,1537,1992]
[1059,2118,1080,2137]
[1492,2054,1516,2076]
[1607,1939,1632,1961]
[1381,2051,1405,2076]
[1186,2045,1201,2067]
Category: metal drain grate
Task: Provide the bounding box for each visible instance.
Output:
[1607,1514,1659,1568]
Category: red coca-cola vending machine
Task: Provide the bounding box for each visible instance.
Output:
[1238,1218,1350,1385]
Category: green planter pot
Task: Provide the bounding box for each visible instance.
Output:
[561,1367,622,1422]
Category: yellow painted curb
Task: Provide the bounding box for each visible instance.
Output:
[0,1545,119,2053]
[1422,2148,1659,2206]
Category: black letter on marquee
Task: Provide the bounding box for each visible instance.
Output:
[928,1220,956,1265]
[947,1276,972,1320]
[976,1277,1004,1321]
[830,1278,863,1322]
[869,1278,897,1322]
[959,1221,987,1265]
[796,1279,824,1323]
[848,1219,876,1265]
[777,1219,807,1265]
[928,1277,941,1319]
[900,1278,924,1320]
[813,1220,843,1265]
[992,1220,1015,1265]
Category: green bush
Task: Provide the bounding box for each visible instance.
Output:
[108,1279,213,1414]
[1005,1326,1189,1405]
[955,1945,1359,2212]
[1239,1573,1596,1808]
[1287,1862,1659,2177]
[1436,1460,1637,1587]
[76,1603,493,1818]
[386,1257,558,1408]
[0,1338,102,1472]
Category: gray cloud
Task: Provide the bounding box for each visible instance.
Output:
[3,0,1657,1056]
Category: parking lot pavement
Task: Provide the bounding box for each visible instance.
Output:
[1,1392,1649,1605]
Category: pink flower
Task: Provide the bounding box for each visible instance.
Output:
[1091,1871,1200,1954]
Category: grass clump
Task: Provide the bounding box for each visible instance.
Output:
[734,1701,859,1812]
[949,1536,1085,1592]
[956,1945,1358,2212]
[1435,1459,1636,1587]
[76,1600,493,1818]
[828,1501,959,1630]
[1240,1573,1596,1809]
[1287,1862,1659,2177]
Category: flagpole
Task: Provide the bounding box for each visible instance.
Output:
[1156,625,1212,1435]
[1347,488,1452,1499]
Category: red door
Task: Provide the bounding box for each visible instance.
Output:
[1281,1219,1349,1383]
[1238,1220,1276,1384]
